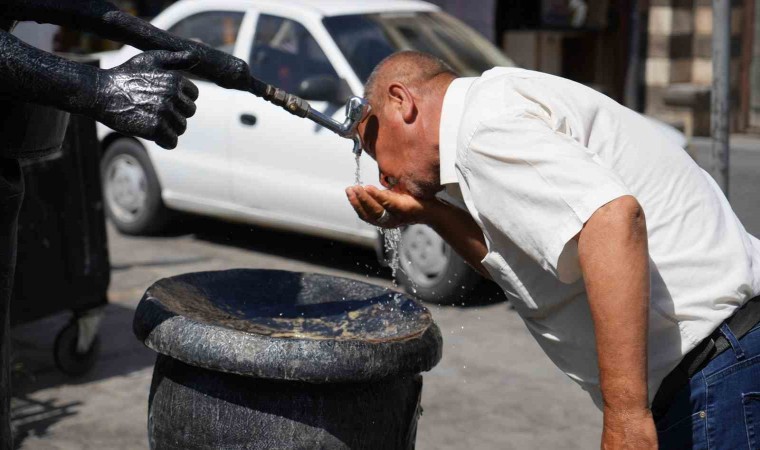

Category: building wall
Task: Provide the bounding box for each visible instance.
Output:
[748,0,760,129]
[644,0,747,135]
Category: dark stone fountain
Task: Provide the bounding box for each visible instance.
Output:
[133,269,443,449]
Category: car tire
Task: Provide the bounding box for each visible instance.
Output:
[101,138,170,235]
[395,224,483,305]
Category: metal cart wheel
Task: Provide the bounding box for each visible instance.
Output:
[54,321,100,376]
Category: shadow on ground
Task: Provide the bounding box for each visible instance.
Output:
[10,302,154,447]
[11,396,81,449]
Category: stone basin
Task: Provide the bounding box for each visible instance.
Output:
[133,269,443,449]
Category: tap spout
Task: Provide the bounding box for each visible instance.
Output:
[306,97,371,139]
[248,76,370,154]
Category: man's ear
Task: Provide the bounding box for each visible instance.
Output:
[387,82,417,124]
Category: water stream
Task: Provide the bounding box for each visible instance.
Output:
[354,155,402,283]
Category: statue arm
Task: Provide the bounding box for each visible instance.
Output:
[0,0,250,90]
[0,29,98,114]
[0,29,201,149]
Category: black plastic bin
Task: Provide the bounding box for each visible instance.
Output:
[11,111,110,376]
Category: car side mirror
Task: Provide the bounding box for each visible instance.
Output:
[297,76,351,104]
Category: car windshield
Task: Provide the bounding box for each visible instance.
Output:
[323,11,514,83]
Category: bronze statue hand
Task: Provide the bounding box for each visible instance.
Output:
[94,50,200,149]
[189,47,251,91]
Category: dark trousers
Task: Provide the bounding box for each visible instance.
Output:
[0,159,23,450]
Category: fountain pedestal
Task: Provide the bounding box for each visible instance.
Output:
[133,269,443,450]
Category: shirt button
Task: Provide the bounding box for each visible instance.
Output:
[699,411,706,419]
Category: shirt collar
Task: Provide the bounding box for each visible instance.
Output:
[439,77,476,185]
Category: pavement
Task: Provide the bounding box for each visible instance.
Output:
[9,135,760,449]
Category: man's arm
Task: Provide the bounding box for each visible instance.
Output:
[577,195,657,449]
[0,0,250,90]
[425,199,490,278]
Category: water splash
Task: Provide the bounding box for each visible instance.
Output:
[354,152,362,186]
[380,227,402,282]
[354,154,403,284]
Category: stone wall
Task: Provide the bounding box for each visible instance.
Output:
[644,0,746,135]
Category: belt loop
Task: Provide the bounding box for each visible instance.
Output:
[720,323,746,360]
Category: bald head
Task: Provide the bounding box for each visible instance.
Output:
[356,52,456,199]
[364,51,456,108]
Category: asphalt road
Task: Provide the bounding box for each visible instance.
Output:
[10,136,759,450]
[691,136,760,237]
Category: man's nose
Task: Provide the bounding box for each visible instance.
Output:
[379,173,391,189]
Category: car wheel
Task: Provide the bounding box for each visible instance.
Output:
[101,138,169,235]
[396,224,483,305]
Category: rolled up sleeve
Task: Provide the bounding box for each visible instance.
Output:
[462,112,632,283]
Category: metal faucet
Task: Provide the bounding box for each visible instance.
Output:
[248,77,371,155]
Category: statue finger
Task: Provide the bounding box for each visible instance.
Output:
[180,77,199,101]
[154,121,179,150]
[150,50,201,72]
[173,91,197,118]
[161,104,187,136]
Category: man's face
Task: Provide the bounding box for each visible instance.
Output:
[358,103,441,200]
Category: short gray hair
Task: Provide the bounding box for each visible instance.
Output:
[364,51,455,107]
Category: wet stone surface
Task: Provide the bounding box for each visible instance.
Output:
[147,270,430,341]
[133,269,443,382]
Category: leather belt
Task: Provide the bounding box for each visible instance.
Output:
[651,294,760,417]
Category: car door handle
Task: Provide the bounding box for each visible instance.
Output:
[240,114,257,126]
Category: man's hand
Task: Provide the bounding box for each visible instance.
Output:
[345,185,434,228]
[602,408,658,449]
[346,184,492,278]
[93,50,200,149]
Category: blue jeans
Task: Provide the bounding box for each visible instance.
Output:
[654,321,760,449]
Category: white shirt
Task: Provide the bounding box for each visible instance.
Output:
[438,68,760,409]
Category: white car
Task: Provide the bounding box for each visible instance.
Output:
[97,0,685,304]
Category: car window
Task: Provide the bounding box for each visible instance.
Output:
[168,11,244,54]
[324,12,514,81]
[250,15,339,94]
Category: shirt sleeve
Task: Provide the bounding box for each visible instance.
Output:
[461,112,633,283]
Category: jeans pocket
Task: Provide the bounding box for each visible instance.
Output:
[743,392,760,449]
[657,411,707,450]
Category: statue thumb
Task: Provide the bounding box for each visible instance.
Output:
[149,50,202,71]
